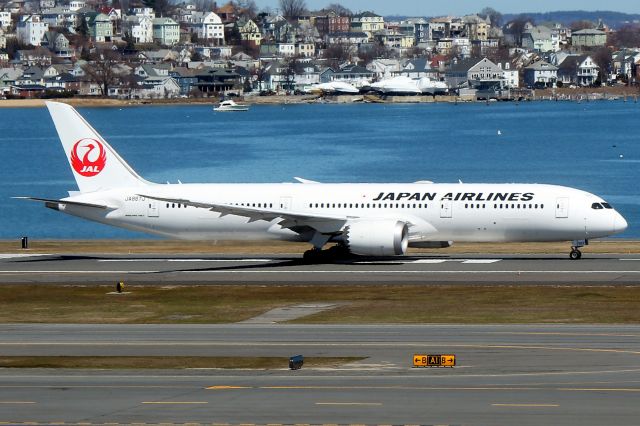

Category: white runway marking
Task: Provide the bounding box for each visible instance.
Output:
[0,254,47,260]
[97,258,272,263]
[461,259,502,264]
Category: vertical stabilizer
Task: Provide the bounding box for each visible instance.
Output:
[45,101,150,192]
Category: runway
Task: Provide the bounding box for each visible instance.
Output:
[1,323,639,425]
[1,252,640,284]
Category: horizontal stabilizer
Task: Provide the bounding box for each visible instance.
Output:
[13,196,113,210]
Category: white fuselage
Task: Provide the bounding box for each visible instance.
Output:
[56,182,627,244]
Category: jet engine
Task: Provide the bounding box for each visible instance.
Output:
[343,220,409,256]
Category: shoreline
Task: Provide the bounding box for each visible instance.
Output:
[1,86,638,108]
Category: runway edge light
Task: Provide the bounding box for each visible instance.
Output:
[413,354,456,368]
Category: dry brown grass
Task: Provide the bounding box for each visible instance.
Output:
[2,284,640,324]
[2,239,639,255]
[0,356,363,369]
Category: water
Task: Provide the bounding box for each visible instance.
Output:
[0,100,638,239]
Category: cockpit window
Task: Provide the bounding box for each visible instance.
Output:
[591,203,604,209]
[602,202,613,209]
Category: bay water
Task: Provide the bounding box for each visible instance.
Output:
[0,100,638,239]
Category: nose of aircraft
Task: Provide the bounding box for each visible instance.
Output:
[614,212,628,234]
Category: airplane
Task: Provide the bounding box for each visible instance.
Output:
[17,101,627,261]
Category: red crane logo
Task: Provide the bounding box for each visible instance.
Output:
[70,138,107,177]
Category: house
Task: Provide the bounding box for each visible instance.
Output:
[41,31,73,59]
[497,62,519,88]
[85,13,113,42]
[524,59,558,88]
[17,15,49,46]
[237,19,261,46]
[0,28,5,50]
[41,7,77,32]
[0,67,24,95]
[445,57,506,90]
[293,62,320,89]
[68,0,86,11]
[123,15,154,44]
[0,11,13,28]
[374,30,415,53]
[295,42,315,57]
[188,12,225,44]
[367,59,402,80]
[130,77,180,99]
[350,11,384,40]
[16,48,52,66]
[522,25,559,53]
[557,55,599,86]
[194,68,242,95]
[44,72,80,93]
[152,18,180,46]
[571,29,606,49]
[169,67,199,95]
[612,49,640,80]
[330,64,374,86]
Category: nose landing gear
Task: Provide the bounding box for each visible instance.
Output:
[569,239,588,260]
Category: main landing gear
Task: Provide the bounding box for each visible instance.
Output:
[302,245,350,263]
[569,239,588,260]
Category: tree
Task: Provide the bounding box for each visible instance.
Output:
[75,13,89,38]
[123,31,136,52]
[322,42,351,68]
[479,7,502,27]
[325,3,351,16]
[505,15,532,47]
[570,20,595,31]
[592,46,613,83]
[82,49,124,96]
[279,0,306,20]
[237,0,258,20]
[143,0,171,17]
[610,25,640,49]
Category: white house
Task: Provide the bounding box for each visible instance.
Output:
[68,0,85,11]
[41,7,77,32]
[367,59,402,80]
[524,59,558,87]
[497,62,519,88]
[557,55,599,86]
[17,15,49,46]
[188,12,224,43]
[0,28,5,50]
[123,15,153,44]
[0,11,12,29]
[522,25,560,53]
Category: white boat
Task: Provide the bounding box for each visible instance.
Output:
[304,81,360,95]
[213,100,249,112]
[417,77,449,95]
[369,76,421,95]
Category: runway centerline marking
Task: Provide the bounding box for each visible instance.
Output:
[141,401,208,404]
[0,401,36,404]
[492,403,559,407]
[315,402,382,406]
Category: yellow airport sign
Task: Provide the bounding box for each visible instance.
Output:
[413,354,456,367]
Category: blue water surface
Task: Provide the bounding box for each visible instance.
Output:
[0,100,638,238]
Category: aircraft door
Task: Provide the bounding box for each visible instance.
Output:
[440,200,452,218]
[555,197,569,218]
[279,196,292,210]
[147,201,159,217]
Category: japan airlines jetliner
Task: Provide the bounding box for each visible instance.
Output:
[18,101,627,261]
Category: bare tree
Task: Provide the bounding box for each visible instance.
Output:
[610,25,640,48]
[322,43,351,68]
[592,46,613,83]
[479,7,502,27]
[505,15,533,47]
[325,3,351,16]
[237,0,257,19]
[82,49,124,96]
[279,0,306,20]
[570,20,595,31]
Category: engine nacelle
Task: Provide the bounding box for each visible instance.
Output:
[344,220,409,256]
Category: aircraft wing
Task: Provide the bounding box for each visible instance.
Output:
[13,196,115,210]
[139,194,348,233]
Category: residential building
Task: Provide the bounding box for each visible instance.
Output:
[330,64,374,86]
[41,31,73,59]
[327,32,369,45]
[445,57,503,89]
[194,68,242,95]
[557,55,599,86]
[393,58,438,79]
[350,11,384,39]
[188,12,225,44]
[497,62,518,88]
[153,17,180,46]
[41,7,77,32]
[85,13,113,42]
[68,0,86,11]
[367,59,402,80]
[123,15,154,44]
[237,19,261,46]
[0,28,5,50]
[295,42,315,57]
[522,25,560,52]
[0,11,13,28]
[17,15,49,46]
[571,28,607,48]
[524,59,558,87]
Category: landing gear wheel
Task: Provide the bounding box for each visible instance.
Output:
[569,249,582,260]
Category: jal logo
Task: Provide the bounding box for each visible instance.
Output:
[70,138,106,177]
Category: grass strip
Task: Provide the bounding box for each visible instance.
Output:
[1,284,640,324]
[0,356,364,369]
